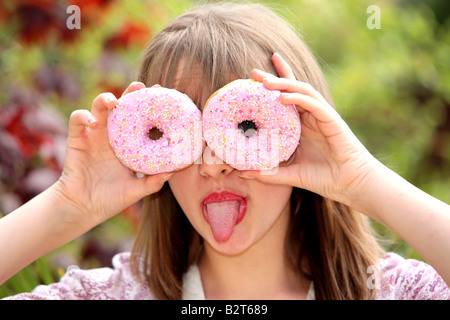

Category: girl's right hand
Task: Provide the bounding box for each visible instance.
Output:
[54,82,173,226]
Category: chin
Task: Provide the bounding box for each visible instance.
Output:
[204,226,256,256]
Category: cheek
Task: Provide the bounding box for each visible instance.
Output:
[247,183,293,229]
[167,170,187,197]
[252,183,292,212]
[168,165,201,215]
[168,165,209,236]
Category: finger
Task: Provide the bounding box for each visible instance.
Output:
[238,166,296,186]
[121,81,146,97]
[91,92,118,127]
[272,52,296,80]
[251,68,277,82]
[251,53,297,82]
[68,109,98,138]
[280,92,341,123]
[130,172,174,199]
[264,77,329,105]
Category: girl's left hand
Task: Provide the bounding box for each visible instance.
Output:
[239,53,379,207]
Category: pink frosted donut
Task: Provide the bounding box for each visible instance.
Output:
[202,79,301,170]
[107,87,202,174]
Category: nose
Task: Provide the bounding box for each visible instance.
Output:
[198,146,234,178]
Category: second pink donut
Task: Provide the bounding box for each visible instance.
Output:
[202,79,301,170]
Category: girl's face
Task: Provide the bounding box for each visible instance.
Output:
[168,159,293,255]
[167,67,293,255]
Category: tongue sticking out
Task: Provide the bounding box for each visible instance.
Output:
[205,200,240,242]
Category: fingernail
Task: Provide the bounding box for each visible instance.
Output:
[133,82,146,89]
[161,173,173,182]
[87,116,98,124]
[238,174,255,180]
[273,52,281,58]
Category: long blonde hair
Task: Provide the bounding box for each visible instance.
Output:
[131,2,383,300]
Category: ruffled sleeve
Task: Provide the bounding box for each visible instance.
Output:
[3,252,155,300]
[377,252,450,300]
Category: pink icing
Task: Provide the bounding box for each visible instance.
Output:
[107,87,202,174]
[202,79,301,170]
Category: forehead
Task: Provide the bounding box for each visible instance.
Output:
[172,62,211,111]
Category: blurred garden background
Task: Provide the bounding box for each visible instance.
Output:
[0,0,449,297]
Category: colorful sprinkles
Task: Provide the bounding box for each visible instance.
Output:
[202,79,301,170]
[107,87,202,174]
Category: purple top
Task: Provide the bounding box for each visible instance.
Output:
[3,252,449,300]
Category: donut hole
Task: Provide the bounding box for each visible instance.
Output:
[238,120,258,138]
[148,127,164,141]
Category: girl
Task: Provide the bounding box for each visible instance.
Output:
[1,3,449,300]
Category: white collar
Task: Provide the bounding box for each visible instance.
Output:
[182,264,315,300]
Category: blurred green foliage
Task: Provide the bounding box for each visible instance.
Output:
[0,0,449,297]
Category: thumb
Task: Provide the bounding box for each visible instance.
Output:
[127,172,174,201]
